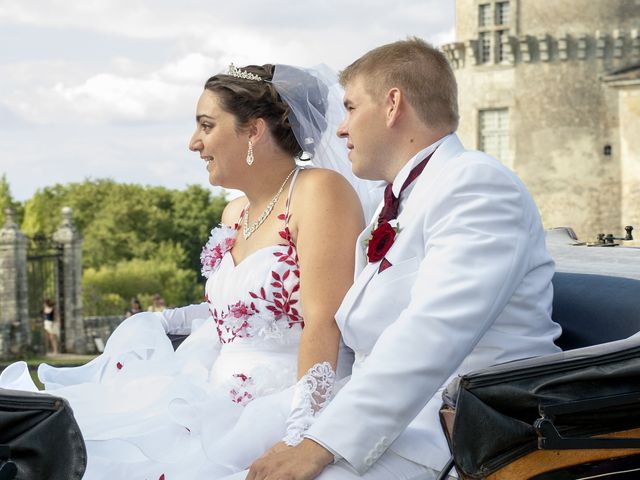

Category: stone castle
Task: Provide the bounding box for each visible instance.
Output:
[441,0,640,240]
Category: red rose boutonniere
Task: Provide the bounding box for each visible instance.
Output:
[365,220,400,263]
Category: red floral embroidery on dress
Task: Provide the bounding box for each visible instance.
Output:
[229,373,254,406]
[116,362,123,370]
[248,223,303,328]
[211,301,260,344]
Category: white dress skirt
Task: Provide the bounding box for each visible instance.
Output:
[0,212,343,479]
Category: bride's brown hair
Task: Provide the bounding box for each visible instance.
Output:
[204,64,302,158]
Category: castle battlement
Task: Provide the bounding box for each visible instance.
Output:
[442,29,640,69]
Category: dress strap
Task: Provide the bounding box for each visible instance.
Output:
[283,167,301,226]
[237,207,245,229]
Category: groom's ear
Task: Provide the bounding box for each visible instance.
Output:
[384,88,403,127]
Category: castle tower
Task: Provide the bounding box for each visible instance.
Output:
[442,0,640,239]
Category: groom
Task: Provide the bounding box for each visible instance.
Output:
[245,37,562,479]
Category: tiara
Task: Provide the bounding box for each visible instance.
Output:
[227,63,263,81]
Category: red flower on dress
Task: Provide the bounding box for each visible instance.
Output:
[366,221,398,263]
[230,373,254,405]
[212,301,259,343]
[229,302,253,318]
[116,362,123,370]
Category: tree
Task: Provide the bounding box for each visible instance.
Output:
[0,174,20,225]
[0,175,9,202]
[20,179,228,315]
[82,243,203,316]
[171,185,227,271]
[0,174,9,225]
[21,180,226,267]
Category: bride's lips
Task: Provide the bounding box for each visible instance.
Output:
[202,156,214,169]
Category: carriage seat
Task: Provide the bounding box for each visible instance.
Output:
[551,272,640,350]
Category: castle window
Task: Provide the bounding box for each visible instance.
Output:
[496,2,510,25]
[496,29,510,63]
[479,4,492,27]
[476,0,514,65]
[479,108,510,164]
[479,32,492,63]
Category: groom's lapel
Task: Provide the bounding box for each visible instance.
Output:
[354,201,382,275]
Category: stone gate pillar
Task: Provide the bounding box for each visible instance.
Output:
[53,207,85,353]
[0,208,29,357]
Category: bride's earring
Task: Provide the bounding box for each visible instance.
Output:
[246,140,254,166]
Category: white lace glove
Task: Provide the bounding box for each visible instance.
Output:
[283,361,336,446]
[156,302,210,335]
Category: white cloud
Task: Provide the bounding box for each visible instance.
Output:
[1,0,455,125]
[0,0,456,200]
[2,53,219,125]
[0,1,455,50]
[160,53,216,83]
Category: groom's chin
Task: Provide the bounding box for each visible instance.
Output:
[351,162,378,181]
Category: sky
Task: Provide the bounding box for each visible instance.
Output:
[0,0,455,201]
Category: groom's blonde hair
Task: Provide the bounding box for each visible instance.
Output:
[339,37,459,130]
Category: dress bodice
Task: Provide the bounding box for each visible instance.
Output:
[202,220,303,347]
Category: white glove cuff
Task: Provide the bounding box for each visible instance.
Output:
[158,302,210,335]
[283,361,336,446]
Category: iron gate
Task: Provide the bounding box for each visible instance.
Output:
[27,234,64,354]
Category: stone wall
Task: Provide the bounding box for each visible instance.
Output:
[517,0,640,37]
[612,81,640,232]
[454,0,640,43]
[0,209,29,357]
[443,0,640,240]
[53,207,85,354]
[83,316,124,354]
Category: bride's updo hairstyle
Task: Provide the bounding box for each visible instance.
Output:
[204,64,328,159]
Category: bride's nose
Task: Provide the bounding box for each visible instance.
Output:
[189,132,202,152]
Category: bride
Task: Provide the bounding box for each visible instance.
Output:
[0,64,381,479]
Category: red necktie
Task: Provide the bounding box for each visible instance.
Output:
[377,150,435,226]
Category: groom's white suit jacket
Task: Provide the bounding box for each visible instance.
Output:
[306,134,562,473]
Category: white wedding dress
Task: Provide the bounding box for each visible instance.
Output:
[0,171,343,479]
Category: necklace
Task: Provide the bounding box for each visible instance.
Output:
[243,167,298,240]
